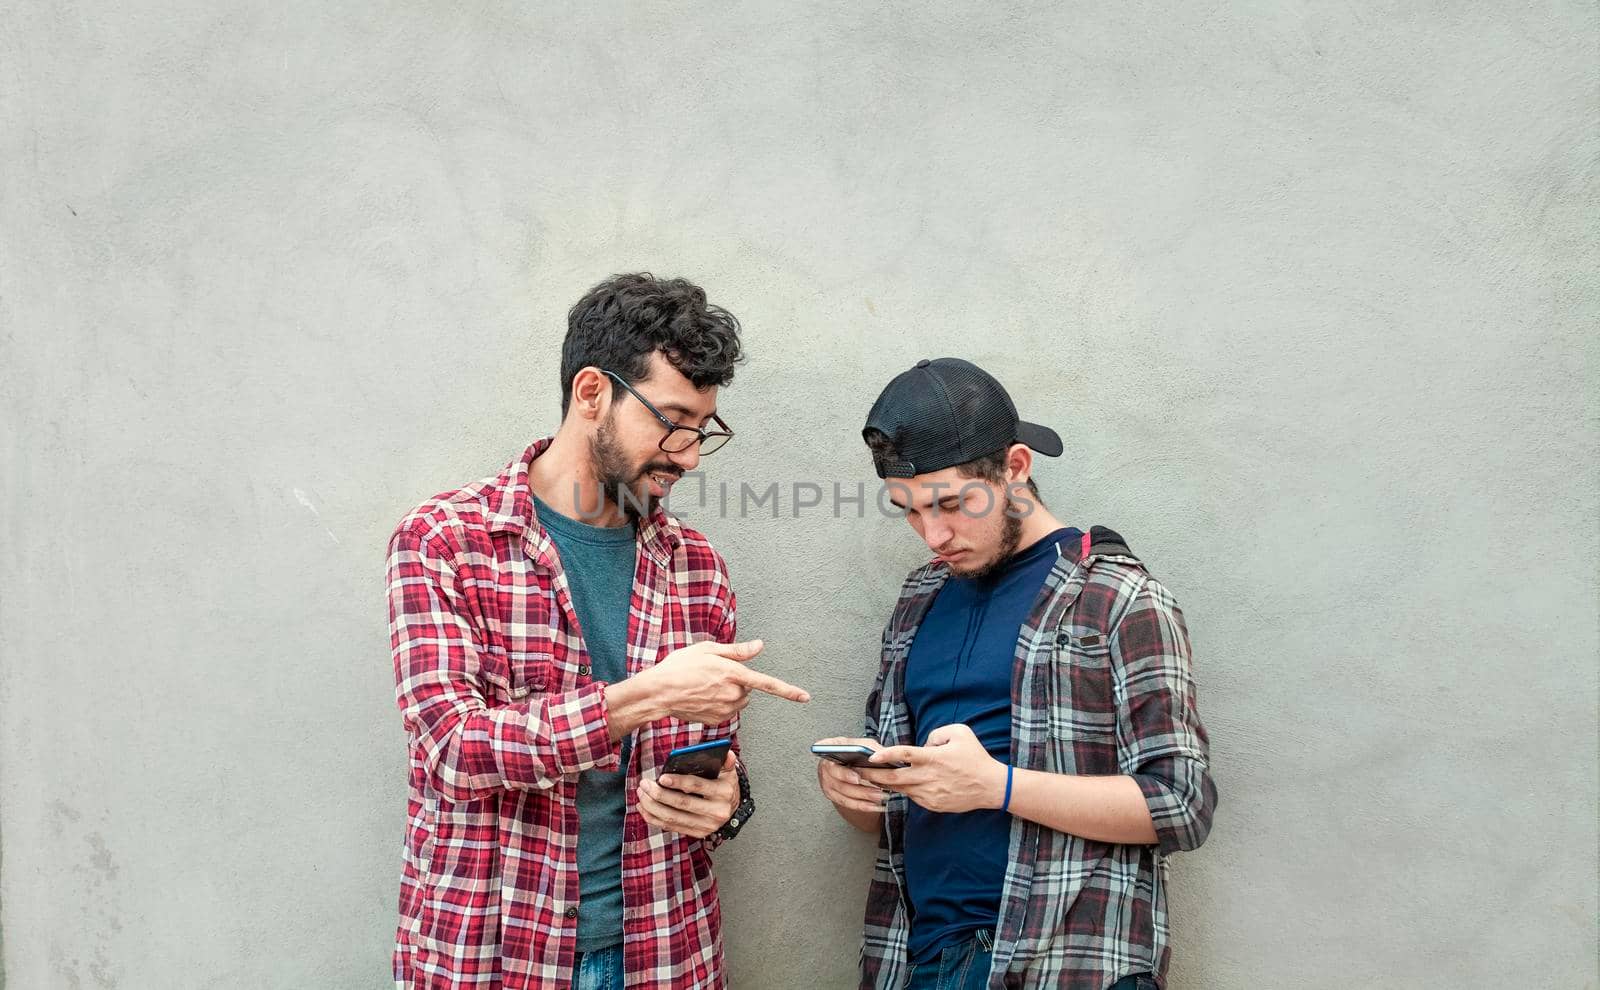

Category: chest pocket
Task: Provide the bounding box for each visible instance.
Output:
[1048,628,1119,769]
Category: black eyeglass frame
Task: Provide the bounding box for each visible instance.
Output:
[600,369,734,456]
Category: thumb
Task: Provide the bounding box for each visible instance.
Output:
[708,639,764,662]
[721,751,737,771]
[926,724,964,746]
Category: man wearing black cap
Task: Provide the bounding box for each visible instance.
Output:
[814,358,1217,990]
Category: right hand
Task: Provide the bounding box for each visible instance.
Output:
[815,737,891,815]
[638,639,810,725]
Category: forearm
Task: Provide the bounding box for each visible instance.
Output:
[603,675,666,741]
[394,529,622,797]
[1006,769,1158,846]
[410,684,619,799]
[836,804,883,835]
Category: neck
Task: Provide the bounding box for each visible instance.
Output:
[1013,499,1066,555]
[527,423,631,528]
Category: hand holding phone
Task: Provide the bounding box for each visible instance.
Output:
[812,737,900,818]
[662,738,733,780]
[812,742,908,769]
[640,739,739,840]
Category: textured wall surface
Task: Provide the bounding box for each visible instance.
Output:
[2,3,1597,988]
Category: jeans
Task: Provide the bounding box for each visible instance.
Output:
[905,930,994,990]
[905,932,1156,990]
[573,943,624,990]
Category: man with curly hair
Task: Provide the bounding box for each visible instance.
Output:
[387,274,809,990]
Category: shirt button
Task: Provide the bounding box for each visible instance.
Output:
[564,906,578,919]
[577,665,590,676]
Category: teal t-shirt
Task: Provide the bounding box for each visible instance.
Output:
[533,495,637,953]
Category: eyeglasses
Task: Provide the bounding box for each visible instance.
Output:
[600,370,734,456]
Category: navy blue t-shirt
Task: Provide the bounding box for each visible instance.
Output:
[902,527,1079,963]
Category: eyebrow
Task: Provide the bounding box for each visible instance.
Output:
[660,402,718,422]
[889,494,960,512]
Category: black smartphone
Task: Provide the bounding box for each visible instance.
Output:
[662,738,732,780]
[811,743,908,769]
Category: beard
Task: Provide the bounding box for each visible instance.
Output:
[588,414,678,521]
[947,497,1024,581]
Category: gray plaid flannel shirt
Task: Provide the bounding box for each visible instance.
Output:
[859,527,1217,990]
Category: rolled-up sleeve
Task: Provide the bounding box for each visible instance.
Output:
[1111,576,1218,854]
[388,522,618,802]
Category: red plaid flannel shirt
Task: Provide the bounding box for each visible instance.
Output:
[388,439,740,989]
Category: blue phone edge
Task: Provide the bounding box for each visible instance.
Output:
[668,738,732,758]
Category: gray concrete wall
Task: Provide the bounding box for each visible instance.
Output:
[3,2,1596,987]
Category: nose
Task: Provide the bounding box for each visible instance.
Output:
[922,518,953,551]
[667,444,701,474]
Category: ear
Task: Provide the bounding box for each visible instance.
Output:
[1005,443,1034,490]
[568,367,612,423]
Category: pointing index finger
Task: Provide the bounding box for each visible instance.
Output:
[732,665,811,703]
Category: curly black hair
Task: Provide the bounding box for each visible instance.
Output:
[560,273,745,415]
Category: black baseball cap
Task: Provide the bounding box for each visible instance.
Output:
[862,358,1064,479]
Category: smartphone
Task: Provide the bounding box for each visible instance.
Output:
[662,738,732,780]
[811,743,908,769]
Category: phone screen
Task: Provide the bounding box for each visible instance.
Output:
[663,739,732,780]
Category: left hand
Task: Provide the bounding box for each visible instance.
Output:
[637,750,741,839]
[857,723,1007,814]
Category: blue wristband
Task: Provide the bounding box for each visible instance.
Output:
[1001,764,1014,813]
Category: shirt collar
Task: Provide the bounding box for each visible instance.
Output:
[485,437,681,566]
